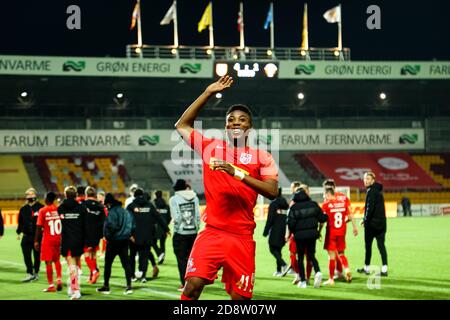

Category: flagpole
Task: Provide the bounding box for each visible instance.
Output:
[137,0,143,48]
[338,4,342,50]
[173,0,179,47]
[239,2,245,49]
[209,2,214,48]
[270,2,274,49]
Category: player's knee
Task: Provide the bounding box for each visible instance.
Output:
[183,277,204,299]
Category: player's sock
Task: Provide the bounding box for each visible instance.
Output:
[329,259,336,280]
[91,257,98,273]
[180,294,192,300]
[336,253,343,273]
[70,265,79,292]
[290,254,299,274]
[46,264,54,285]
[381,265,388,273]
[339,255,349,269]
[55,260,62,281]
[306,260,312,281]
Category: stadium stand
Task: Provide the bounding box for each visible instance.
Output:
[22,155,129,196]
[412,154,450,188]
[0,156,33,198]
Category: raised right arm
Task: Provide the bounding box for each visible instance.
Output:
[174,76,233,141]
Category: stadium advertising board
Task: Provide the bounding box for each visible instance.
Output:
[0,129,424,153]
[307,153,440,189]
[0,55,212,78]
[279,61,450,79]
[276,129,425,151]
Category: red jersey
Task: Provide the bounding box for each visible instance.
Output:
[188,129,278,235]
[322,198,349,236]
[335,191,351,208]
[37,204,62,245]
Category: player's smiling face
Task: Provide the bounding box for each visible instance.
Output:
[225,110,252,141]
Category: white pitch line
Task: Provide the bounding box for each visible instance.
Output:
[0,259,179,299]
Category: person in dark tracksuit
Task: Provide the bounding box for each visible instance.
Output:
[16,188,44,282]
[263,188,290,276]
[0,208,4,238]
[154,190,172,264]
[287,187,328,288]
[97,193,135,295]
[169,179,201,291]
[127,189,170,282]
[357,171,388,277]
[401,196,412,217]
[82,186,106,284]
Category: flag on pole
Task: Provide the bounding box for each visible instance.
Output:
[301,3,309,50]
[130,1,140,30]
[237,6,243,32]
[198,2,212,32]
[238,2,245,48]
[264,4,273,30]
[323,5,341,23]
[160,2,175,25]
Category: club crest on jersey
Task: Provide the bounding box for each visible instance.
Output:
[240,153,252,164]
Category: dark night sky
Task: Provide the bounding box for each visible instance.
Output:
[0,0,449,60]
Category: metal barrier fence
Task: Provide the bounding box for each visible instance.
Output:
[126,45,351,61]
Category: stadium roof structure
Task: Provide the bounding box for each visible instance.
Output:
[0,75,449,119]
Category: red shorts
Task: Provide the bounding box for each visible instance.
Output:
[84,246,100,253]
[41,242,61,262]
[324,233,346,251]
[289,235,297,254]
[185,226,256,299]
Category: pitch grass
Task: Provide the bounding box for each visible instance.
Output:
[0,216,449,300]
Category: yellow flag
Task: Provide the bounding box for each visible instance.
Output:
[301,3,309,50]
[198,2,212,32]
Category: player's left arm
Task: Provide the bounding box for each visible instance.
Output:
[34,226,43,251]
[347,207,358,236]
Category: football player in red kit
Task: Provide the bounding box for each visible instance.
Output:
[322,179,352,280]
[321,188,358,285]
[34,192,62,292]
[175,76,279,300]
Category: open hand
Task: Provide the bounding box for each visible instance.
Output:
[353,228,359,236]
[205,75,233,95]
[34,241,40,251]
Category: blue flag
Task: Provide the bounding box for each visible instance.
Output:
[264,5,273,29]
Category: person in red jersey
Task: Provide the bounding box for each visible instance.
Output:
[34,192,63,292]
[321,188,358,286]
[175,75,279,300]
[322,178,352,280]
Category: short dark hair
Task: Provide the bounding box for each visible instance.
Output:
[155,190,163,198]
[45,192,57,205]
[323,179,336,188]
[77,186,86,196]
[324,187,335,195]
[134,188,144,197]
[226,104,253,125]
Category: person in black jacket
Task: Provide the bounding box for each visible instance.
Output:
[16,188,44,282]
[58,186,87,300]
[287,187,328,288]
[154,190,172,264]
[82,186,106,284]
[357,172,388,277]
[263,188,290,276]
[127,188,170,282]
[97,193,135,295]
[0,208,4,238]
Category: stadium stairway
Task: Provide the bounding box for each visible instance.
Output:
[23,161,46,196]
[123,152,173,193]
